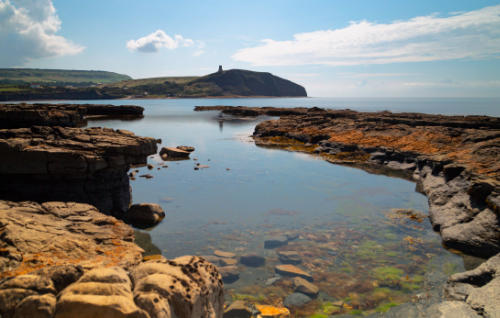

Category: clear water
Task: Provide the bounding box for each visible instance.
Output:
[75,98,467,316]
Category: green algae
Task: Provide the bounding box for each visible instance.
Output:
[349,309,363,315]
[376,302,399,312]
[385,251,399,257]
[374,267,404,285]
[309,314,328,318]
[443,262,459,275]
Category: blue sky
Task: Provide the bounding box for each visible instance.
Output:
[1,0,500,97]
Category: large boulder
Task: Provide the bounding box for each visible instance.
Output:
[127,203,165,223]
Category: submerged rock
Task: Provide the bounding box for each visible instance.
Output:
[214,250,236,259]
[283,293,312,308]
[223,300,252,318]
[275,265,313,282]
[278,251,302,264]
[218,266,240,282]
[265,277,282,286]
[264,236,288,248]
[220,258,238,266]
[240,252,265,267]
[293,277,319,298]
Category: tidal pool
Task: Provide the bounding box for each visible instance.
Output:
[83,100,466,316]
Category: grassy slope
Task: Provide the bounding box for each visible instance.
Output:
[106,76,199,88]
[0,68,131,83]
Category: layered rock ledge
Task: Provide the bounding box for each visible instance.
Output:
[0,200,224,318]
[0,103,145,129]
[0,126,157,215]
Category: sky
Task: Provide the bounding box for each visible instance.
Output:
[1,0,500,97]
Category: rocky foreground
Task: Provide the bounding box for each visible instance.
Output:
[0,126,157,215]
[0,103,145,129]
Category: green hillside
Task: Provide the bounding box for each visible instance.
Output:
[0,68,131,84]
[105,76,198,88]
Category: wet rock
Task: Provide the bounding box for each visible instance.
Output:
[283,293,311,308]
[139,174,154,179]
[283,232,299,241]
[275,265,313,282]
[278,251,302,264]
[177,146,195,152]
[160,147,190,158]
[265,277,281,286]
[223,300,252,318]
[201,255,221,265]
[214,250,236,259]
[264,236,288,248]
[127,203,165,224]
[218,266,240,281]
[147,164,154,169]
[220,258,238,266]
[293,277,319,298]
[128,171,137,177]
[0,201,143,277]
[240,253,265,267]
[131,256,224,318]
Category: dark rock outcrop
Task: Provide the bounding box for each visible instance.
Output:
[0,103,145,129]
[0,126,157,215]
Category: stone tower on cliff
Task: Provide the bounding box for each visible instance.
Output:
[218,65,223,73]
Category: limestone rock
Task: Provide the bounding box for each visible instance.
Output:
[264,236,288,248]
[177,146,195,152]
[223,300,252,318]
[240,253,265,267]
[13,294,56,318]
[160,147,190,158]
[275,265,313,282]
[278,251,302,264]
[56,266,148,318]
[214,250,236,259]
[283,293,311,308]
[293,277,319,298]
[218,266,240,282]
[127,203,165,224]
[0,126,157,215]
[220,258,238,266]
[0,201,143,277]
[131,256,224,318]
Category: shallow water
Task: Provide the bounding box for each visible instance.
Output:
[76,100,468,316]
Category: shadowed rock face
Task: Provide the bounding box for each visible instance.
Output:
[0,126,157,215]
[0,103,145,129]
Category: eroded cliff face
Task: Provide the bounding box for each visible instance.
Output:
[0,126,157,215]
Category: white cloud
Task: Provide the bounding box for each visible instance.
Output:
[126,30,194,53]
[232,5,500,67]
[0,0,84,66]
[338,72,421,78]
[192,50,204,57]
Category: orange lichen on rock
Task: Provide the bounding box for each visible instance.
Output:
[256,305,290,317]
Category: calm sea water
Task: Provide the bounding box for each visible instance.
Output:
[11,97,486,315]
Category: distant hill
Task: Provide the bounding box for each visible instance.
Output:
[0,68,131,84]
[0,68,307,101]
[189,69,307,97]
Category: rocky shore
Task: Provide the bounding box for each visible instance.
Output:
[0,125,157,215]
[0,103,145,129]
[197,105,500,317]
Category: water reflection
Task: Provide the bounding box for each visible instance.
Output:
[85,101,466,316]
